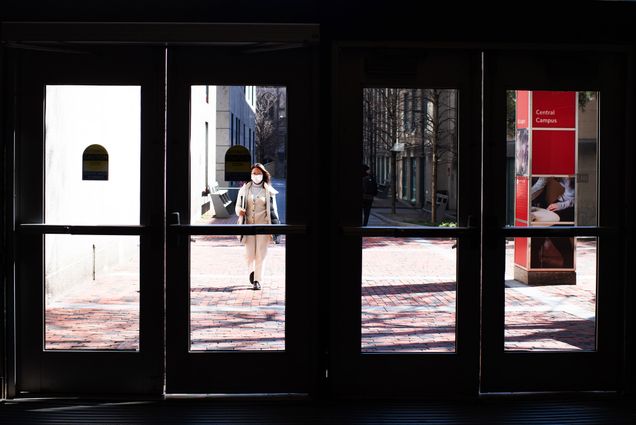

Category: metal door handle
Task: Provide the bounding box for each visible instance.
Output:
[168,212,181,225]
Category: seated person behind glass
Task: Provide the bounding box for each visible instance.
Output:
[530,177,575,222]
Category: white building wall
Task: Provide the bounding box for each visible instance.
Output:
[190,85,217,223]
[44,85,141,296]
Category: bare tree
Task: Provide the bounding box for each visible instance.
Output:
[255,87,286,164]
[363,88,403,213]
[413,89,458,223]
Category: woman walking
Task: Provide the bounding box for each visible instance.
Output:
[235,163,280,290]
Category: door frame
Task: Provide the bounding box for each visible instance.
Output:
[8,45,166,395]
[329,45,482,397]
[164,44,321,394]
[481,48,629,392]
[2,23,323,398]
[1,22,632,398]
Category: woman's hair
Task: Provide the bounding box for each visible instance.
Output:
[251,163,271,185]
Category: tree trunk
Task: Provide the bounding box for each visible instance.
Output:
[430,91,439,224]
[391,151,397,215]
[259,144,265,164]
[391,88,399,215]
[431,147,438,224]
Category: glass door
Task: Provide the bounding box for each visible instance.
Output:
[330,48,482,397]
[481,50,627,391]
[11,46,165,395]
[165,45,319,393]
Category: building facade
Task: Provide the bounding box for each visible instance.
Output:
[363,88,458,221]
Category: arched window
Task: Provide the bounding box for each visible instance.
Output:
[82,144,109,180]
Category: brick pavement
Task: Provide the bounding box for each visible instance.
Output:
[504,238,597,351]
[362,237,457,352]
[44,233,598,354]
[190,234,286,351]
[45,255,140,351]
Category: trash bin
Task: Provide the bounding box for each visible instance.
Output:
[435,191,448,223]
[377,182,388,199]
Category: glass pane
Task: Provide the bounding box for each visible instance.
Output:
[45,85,141,225]
[506,90,599,351]
[190,235,285,351]
[362,237,457,352]
[190,85,286,225]
[507,90,598,226]
[45,235,140,351]
[189,85,287,351]
[362,88,458,227]
[505,237,597,351]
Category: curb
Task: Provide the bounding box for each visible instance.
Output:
[369,211,418,227]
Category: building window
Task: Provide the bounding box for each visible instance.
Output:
[420,95,427,133]
[82,144,109,181]
[404,92,410,131]
[230,113,234,146]
[205,122,209,188]
[383,157,388,183]
[410,89,416,132]
[236,117,240,147]
[411,157,417,203]
[402,158,408,199]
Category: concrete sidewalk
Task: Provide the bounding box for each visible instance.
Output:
[366,196,456,227]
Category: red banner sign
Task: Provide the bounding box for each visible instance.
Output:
[532,91,576,129]
[531,130,576,175]
[514,90,577,276]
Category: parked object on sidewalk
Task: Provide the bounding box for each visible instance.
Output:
[435,191,448,224]
[209,181,233,218]
[376,181,389,199]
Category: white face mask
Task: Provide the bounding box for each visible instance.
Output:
[251,174,263,184]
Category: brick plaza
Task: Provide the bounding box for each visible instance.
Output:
[45,235,597,353]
